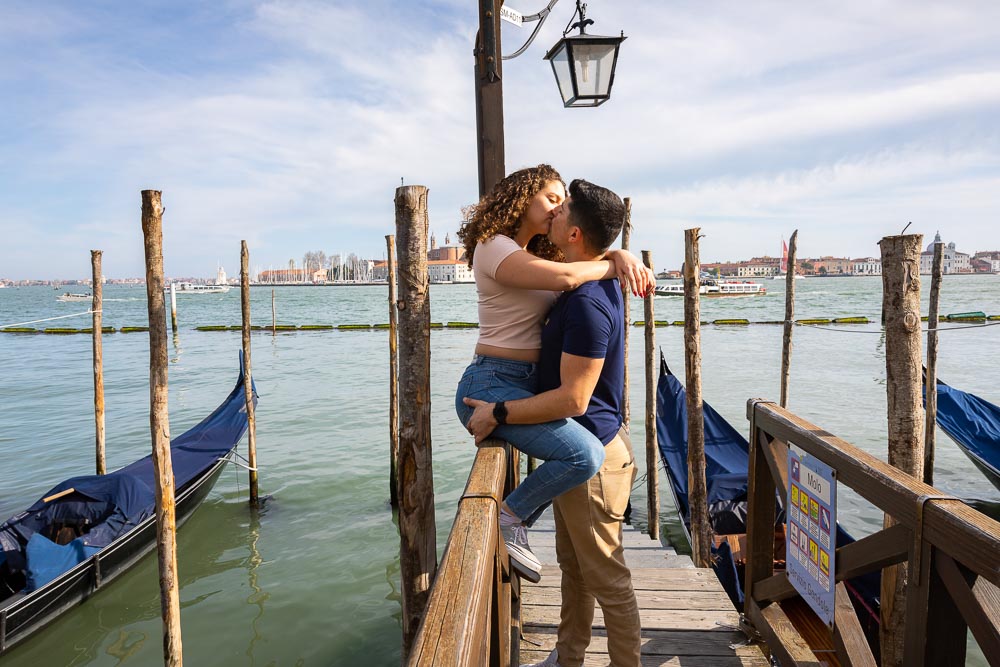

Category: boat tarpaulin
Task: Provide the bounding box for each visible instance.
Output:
[1,354,255,591]
[932,378,1000,491]
[655,356,753,535]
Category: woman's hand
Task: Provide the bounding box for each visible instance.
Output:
[607,249,655,296]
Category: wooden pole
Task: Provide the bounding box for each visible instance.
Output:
[395,185,437,662]
[241,241,259,507]
[780,230,798,408]
[683,229,712,568]
[642,250,659,541]
[924,241,944,486]
[91,250,106,475]
[878,233,924,667]
[621,198,632,432]
[386,234,400,509]
[140,190,183,666]
[271,288,276,335]
[475,0,504,197]
[169,282,178,333]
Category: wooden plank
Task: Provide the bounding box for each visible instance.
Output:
[526,587,734,610]
[744,421,776,613]
[935,552,999,664]
[747,403,1000,587]
[524,603,741,631]
[532,567,720,591]
[746,598,822,667]
[520,650,769,666]
[835,523,910,580]
[752,572,796,604]
[759,432,789,500]
[523,628,766,657]
[833,582,876,667]
[409,497,498,666]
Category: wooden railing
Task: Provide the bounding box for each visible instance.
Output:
[744,399,1000,667]
[406,440,520,667]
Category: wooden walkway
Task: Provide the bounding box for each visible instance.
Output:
[520,512,769,666]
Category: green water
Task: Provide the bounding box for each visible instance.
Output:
[1,278,998,665]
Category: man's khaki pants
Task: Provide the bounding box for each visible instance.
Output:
[551,428,641,667]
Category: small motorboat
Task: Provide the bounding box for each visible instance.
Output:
[56,293,91,302]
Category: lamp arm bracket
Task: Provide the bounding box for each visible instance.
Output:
[502,0,560,61]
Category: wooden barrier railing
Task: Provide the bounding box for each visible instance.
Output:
[744,399,1000,667]
[406,440,520,667]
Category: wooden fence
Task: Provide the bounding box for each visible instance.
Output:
[405,441,521,666]
[744,399,1000,667]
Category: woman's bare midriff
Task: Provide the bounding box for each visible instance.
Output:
[474,343,541,363]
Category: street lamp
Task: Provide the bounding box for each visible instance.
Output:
[544,2,626,108]
[474,0,626,196]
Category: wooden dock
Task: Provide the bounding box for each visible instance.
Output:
[520,512,769,666]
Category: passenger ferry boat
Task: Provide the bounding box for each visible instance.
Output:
[166,267,232,294]
[56,292,92,302]
[654,279,767,297]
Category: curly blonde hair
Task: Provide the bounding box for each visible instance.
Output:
[458,164,565,267]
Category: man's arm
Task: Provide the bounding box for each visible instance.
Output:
[463,352,604,443]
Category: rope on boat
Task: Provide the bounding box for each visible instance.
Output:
[795,320,1000,334]
[0,309,100,329]
[229,450,259,472]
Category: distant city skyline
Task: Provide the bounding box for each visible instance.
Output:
[1,2,999,280]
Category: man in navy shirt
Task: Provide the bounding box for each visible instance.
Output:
[465,179,641,667]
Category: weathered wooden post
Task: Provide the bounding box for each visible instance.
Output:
[241,241,259,507]
[878,233,924,667]
[169,282,178,333]
[91,250,106,475]
[683,229,712,568]
[395,185,437,662]
[386,234,400,509]
[140,190,183,666]
[780,230,798,408]
[924,241,944,486]
[271,288,276,335]
[642,250,659,541]
[621,198,632,431]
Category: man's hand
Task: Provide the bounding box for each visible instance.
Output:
[463,397,498,444]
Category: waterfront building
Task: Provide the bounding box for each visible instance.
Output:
[973,251,1000,273]
[851,257,882,276]
[810,256,852,275]
[920,232,971,274]
[737,256,780,277]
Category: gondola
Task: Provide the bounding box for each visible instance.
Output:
[654,354,880,651]
[0,354,256,656]
[929,376,1000,493]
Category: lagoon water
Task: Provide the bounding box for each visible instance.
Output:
[1,277,998,666]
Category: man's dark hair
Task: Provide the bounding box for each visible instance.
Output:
[567,179,625,253]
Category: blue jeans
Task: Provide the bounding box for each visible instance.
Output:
[455,354,606,526]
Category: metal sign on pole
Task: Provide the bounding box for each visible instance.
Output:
[501,6,524,26]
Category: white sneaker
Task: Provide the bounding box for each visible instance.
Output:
[501,522,542,583]
[522,649,561,667]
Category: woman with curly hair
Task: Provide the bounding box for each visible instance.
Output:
[454,164,652,583]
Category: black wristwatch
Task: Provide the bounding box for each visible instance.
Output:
[493,401,508,425]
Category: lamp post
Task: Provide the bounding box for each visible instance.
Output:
[474,0,626,196]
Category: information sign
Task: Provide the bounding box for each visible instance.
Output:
[786,445,837,628]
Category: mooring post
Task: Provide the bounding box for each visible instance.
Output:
[642,250,659,541]
[271,288,276,335]
[241,241,259,507]
[91,250,106,475]
[924,241,944,486]
[140,190,183,666]
[621,197,632,431]
[385,234,400,509]
[394,185,437,662]
[780,230,798,408]
[878,233,924,667]
[684,229,712,568]
[169,282,178,333]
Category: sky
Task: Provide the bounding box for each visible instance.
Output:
[1,0,999,280]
